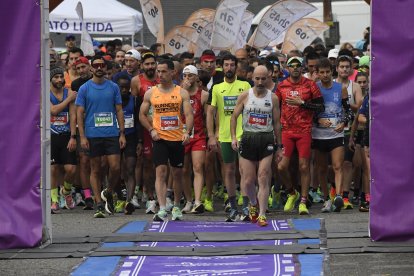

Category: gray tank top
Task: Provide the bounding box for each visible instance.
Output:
[242,88,273,133]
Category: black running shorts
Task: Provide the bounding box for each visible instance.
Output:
[152,139,184,168]
[51,134,77,165]
[312,137,344,153]
[239,132,275,162]
[88,137,120,158]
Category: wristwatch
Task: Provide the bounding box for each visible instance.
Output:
[70,134,77,139]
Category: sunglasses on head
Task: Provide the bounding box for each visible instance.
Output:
[91,63,106,69]
[142,52,155,58]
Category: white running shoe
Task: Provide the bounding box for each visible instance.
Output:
[181,201,193,214]
[131,195,140,209]
[146,200,157,214]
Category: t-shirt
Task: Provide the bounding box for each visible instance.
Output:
[50,88,70,134]
[71,76,92,92]
[211,78,251,142]
[75,79,122,138]
[312,82,344,139]
[276,76,322,134]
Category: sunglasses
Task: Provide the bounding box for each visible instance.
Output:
[91,63,106,69]
[142,52,155,58]
[288,64,301,69]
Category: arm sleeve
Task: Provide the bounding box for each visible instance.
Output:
[302,96,325,113]
[341,98,354,125]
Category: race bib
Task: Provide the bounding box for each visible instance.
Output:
[94,112,113,127]
[124,114,134,129]
[51,112,68,126]
[223,96,237,115]
[248,113,268,126]
[161,116,179,130]
[320,113,340,128]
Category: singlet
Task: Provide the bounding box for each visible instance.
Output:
[150,85,184,141]
[119,95,136,136]
[276,77,322,134]
[75,79,122,138]
[50,88,70,134]
[183,88,205,140]
[335,79,355,131]
[139,74,159,98]
[242,88,273,133]
[211,78,251,142]
[312,82,344,139]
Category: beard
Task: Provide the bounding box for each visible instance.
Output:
[225,70,235,79]
[144,68,155,78]
[51,80,64,89]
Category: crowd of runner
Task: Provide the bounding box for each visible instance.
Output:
[49,32,371,226]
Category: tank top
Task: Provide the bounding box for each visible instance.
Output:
[139,74,159,98]
[120,95,136,136]
[50,88,71,134]
[150,85,184,141]
[242,88,273,133]
[183,88,205,139]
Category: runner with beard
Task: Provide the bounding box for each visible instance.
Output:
[50,67,78,213]
[131,51,159,214]
[207,54,251,222]
[76,55,126,218]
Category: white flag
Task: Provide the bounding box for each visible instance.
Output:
[232,10,254,52]
[250,0,316,49]
[184,8,216,35]
[164,26,199,55]
[75,2,94,56]
[195,22,214,57]
[139,0,164,43]
[211,0,249,50]
[282,18,329,54]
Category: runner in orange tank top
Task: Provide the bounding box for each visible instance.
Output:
[139,59,193,222]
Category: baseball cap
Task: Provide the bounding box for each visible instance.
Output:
[287,56,303,66]
[74,56,89,66]
[65,34,75,41]
[328,49,339,59]
[182,65,198,75]
[125,49,141,61]
[359,55,370,67]
[259,50,271,58]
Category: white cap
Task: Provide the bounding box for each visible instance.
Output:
[259,50,271,58]
[125,49,141,61]
[328,48,339,59]
[182,65,198,75]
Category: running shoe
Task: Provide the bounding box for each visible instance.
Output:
[237,193,243,206]
[321,199,332,213]
[343,198,353,210]
[141,192,148,204]
[224,201,231,213]
[309,190,324,203]
[182,201,193,214]
[51,202,60,214]
[204,198,214,212]
[191,203,205,214]
[101,188,115,215]
[271,187,282,210]
[284,191,299,212]
[329,186,336,202]
[351,195,360,205]
[124,201,135,215]
[166,197,174,213]
[153,209,168,221]
[131,195,140,209]
[75,193,85,206]
[200,187,207,202]
[59,194,67,209]
[359,201,370,212]
[226,209,239,222]
[299,203,309,215]
[249,205,259,223]
[172,207,183,221]
[333,195,344,212]
[115,200,126,213]
[83,197,94,210]
[94,204,106,218]
[257,215,268,227]
[60,187,75,209]
[240,207,251,222]
[146,200,157,214]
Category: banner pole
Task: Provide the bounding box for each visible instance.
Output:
[40,0,52,246]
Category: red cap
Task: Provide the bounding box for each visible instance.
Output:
[103,55,113,61]
[74,56,89,66]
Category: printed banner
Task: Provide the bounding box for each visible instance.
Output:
[232,10,254,51]
[75,2,94,56]
[195,22,214,57]
[164,25,199,55]
[250,0,316,49]
[370,1,414,241]
[281,18,329,54]
[139,0,164,43]
[211,0,249,50]
[184,8,215,36]
[0,0,42,248]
